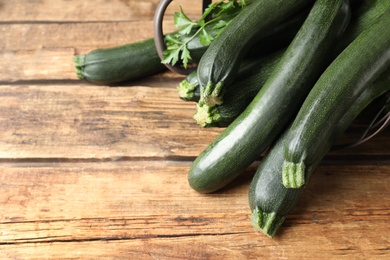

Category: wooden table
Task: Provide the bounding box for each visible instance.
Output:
[1,1,389,259]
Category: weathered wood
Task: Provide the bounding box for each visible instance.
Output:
[0,0,202,22]
[0,84,388,160]
[0,21,172,52]
[0,84,223,159]
[0,162,389,258]
[1,0,389,258]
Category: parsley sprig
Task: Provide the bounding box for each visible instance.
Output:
[162,0,247,68]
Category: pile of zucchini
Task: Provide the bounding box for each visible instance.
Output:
[73,0,390,237]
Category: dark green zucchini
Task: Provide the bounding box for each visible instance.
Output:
[193,50,284,127]
[73,9,240,85]
[178,50,283,102]
[282,8,390,188]
[75,3,309,86]
[249,69,390,237]
[334,0,390,54]
[188,0,351,193]
[73,38,164,85]
[196,0,313,107]
[177,6,310,101]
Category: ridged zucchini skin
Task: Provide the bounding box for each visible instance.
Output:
[188,0,351,193]
[282,7,390,188]
[249,70,390,237]
[196,0,313,107]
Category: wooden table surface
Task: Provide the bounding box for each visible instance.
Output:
[1,1,389,259]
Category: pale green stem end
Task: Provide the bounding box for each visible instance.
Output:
[177,79,196,101]
[282,161,306,188]
[72,55,85,79]
[202,81,224,107]
[251,207,286,238]
[193,102,222,127]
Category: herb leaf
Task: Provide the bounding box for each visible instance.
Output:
[199,28,213,46]
[162,0,248,68]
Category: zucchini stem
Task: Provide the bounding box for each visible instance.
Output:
[251,207,285,238]
[177,79,197,101]
[202,81,224,107]
[193,103,221,127]
[282,161,306,188]
[72,55,86,80]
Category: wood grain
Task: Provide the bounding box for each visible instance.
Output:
[0,0,389,259]
[0,0,202,22]
[0,162,389,258]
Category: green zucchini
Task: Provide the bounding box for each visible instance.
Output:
[282,8,390,189]
[193,50,283,127]
[334,0,390,54]
[73,9,240,85]
[188,0,351,193]
[249,70,390,237]
[196,0,313,107]
[179,50,283,102]
[73,38,164,85]
[177,7,310,101]
[75,2,309,86]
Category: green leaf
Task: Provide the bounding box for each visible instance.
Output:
[163,0,248,67]
[161,48,181,66]
[199,28,213,46]
[212,19,228,30]
[180,47,191,69]
[174,6,195,29]
[164,34,181,46]
[179,24,194,35]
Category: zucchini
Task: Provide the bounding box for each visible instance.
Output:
[179,50,283,102]
[73,38,164,85]
[282,8,390,188]
[193,50,283,127]
[73,1,308,85]
[334,0,390,54]
[249,69,390,237]
[196,0,313,107]
[177,6,310,101]
[188,0,351,193]
[73,9,240,85]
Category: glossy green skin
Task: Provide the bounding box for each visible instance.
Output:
[197,0,313,103]
[74,38,164,85]
[188,0,351,193]
[215,51,283,127]
[249,69,390,236]
[74,4,310,85]
[284,7,390,173]
[183,50,283,103]
[73,14,232,85]
[334,0,390,53]
[180,8,310,103]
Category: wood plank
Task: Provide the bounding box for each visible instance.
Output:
[0,162,389,258]
[2,0,388,258]
[0,84,221,159]
[0,21,175,52]
[0,21,175,82]
[0,84,389,160]
[1,232,389,260]
[0,0,202,22]
[0,21,178,82]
